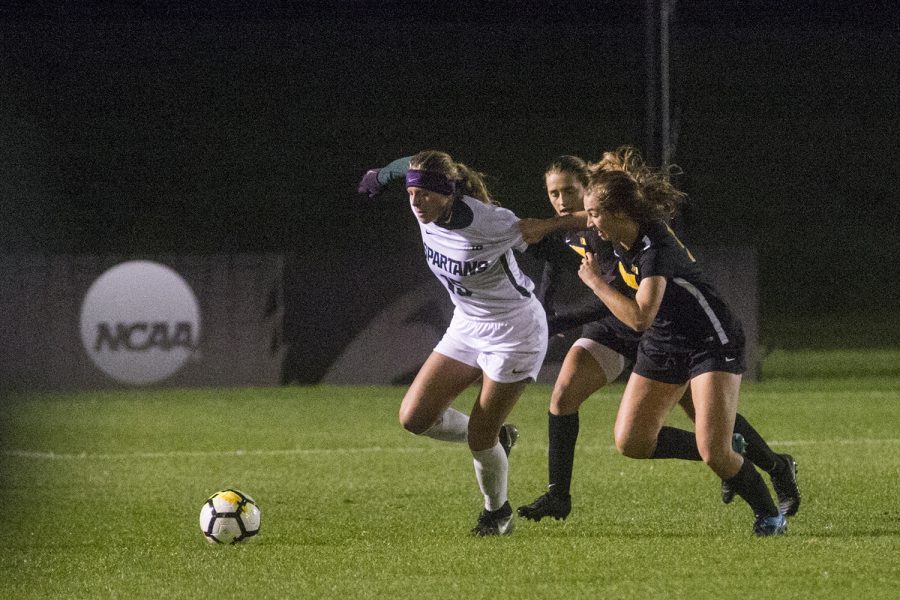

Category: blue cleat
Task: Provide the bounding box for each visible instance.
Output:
[753,512,788,536]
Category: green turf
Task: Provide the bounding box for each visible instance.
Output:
[2,350,899,599]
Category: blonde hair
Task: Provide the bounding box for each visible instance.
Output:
[409,150,495,204]
[586,145,685,223]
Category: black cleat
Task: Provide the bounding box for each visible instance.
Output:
[499,424,518,457]
[771,454,801,517]
[721,433,747,504]
[516,491,572,521]
[753,512,787,536]
[721,480,736,504]
[471,501,514,536]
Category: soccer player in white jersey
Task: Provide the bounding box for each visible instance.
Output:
[359,150,550,535]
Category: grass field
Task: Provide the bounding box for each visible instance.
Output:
[2,350,899,599]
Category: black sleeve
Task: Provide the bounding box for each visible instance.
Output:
[532,234,582,313]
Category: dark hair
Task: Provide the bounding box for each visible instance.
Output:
[586,146,685,223]
[409,150,495,204]
[544,155,589,187]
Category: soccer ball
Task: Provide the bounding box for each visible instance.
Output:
[199,489,261,544]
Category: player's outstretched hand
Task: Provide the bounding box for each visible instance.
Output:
[357,169,383,198]
[518,218,553,245]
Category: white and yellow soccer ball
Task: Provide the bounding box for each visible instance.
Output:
[199,489,261,544]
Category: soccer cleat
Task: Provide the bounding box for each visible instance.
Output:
[516,491,572,521]
[753,512,787,536]
[471,501,514,536]
[720,481,736,504]
[721,433,747,504]
[771,454,801,517]
[499,423,518,457]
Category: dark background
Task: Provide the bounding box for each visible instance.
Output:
[2,1,898,350]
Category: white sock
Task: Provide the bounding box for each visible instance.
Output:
[421,407,469,443]
[472,442,508,511]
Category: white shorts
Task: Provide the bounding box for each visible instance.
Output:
[434,297,548,383]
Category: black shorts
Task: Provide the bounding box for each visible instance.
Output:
[579,315,641,361]
[632,337,746,385]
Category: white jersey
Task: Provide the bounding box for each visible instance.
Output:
[418,195,535,320]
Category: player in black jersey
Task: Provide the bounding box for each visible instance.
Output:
[577,153,790,535]
[517,152,799,524]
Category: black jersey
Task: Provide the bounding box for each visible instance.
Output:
[565,229,630,293]
[614,221,744,351]
[530,228,633,322]
[528,229,634,318]
[527,231,585,313]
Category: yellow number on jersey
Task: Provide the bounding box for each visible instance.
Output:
[618,262,639,290]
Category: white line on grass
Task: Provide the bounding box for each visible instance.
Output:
[1,447,434,460]
[2,438,899,460]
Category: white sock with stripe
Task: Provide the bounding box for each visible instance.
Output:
[472,442,508,511]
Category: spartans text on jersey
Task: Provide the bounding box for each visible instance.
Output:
[423,242,489,277]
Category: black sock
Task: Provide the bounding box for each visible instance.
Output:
[651,426,702,460]
[733,413,786,473]
[547,412,578,497]
[725,457,779,517]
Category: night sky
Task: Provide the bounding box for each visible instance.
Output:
[1,1,898,335]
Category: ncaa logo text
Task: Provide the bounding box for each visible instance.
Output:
[80,261,201,385]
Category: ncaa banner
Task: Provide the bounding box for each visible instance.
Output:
[80,261,202,385]
[0,254,284,391]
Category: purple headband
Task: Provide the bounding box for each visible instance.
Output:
[405,169,455,196]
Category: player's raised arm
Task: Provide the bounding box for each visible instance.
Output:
[357,156,413,197]
[518,211,589,245]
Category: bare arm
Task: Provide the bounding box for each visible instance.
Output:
[577,251,665,331]
[518,211,588,245]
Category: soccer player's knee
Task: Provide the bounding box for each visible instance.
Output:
[549,385,580,416]
[699,447,732,474]
[466,421,494,451]
[398,408,429,435]
[615,431,654,459]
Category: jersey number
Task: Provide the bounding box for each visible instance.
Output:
[440,275,472,296]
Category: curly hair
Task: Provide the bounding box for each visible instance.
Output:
[585,146,685,223]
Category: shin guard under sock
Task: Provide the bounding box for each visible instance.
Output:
[733,413,785,473]
[725,457,779,517]
[472,443,508,511]
[421,407,469,443]
[547,412,579,496]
